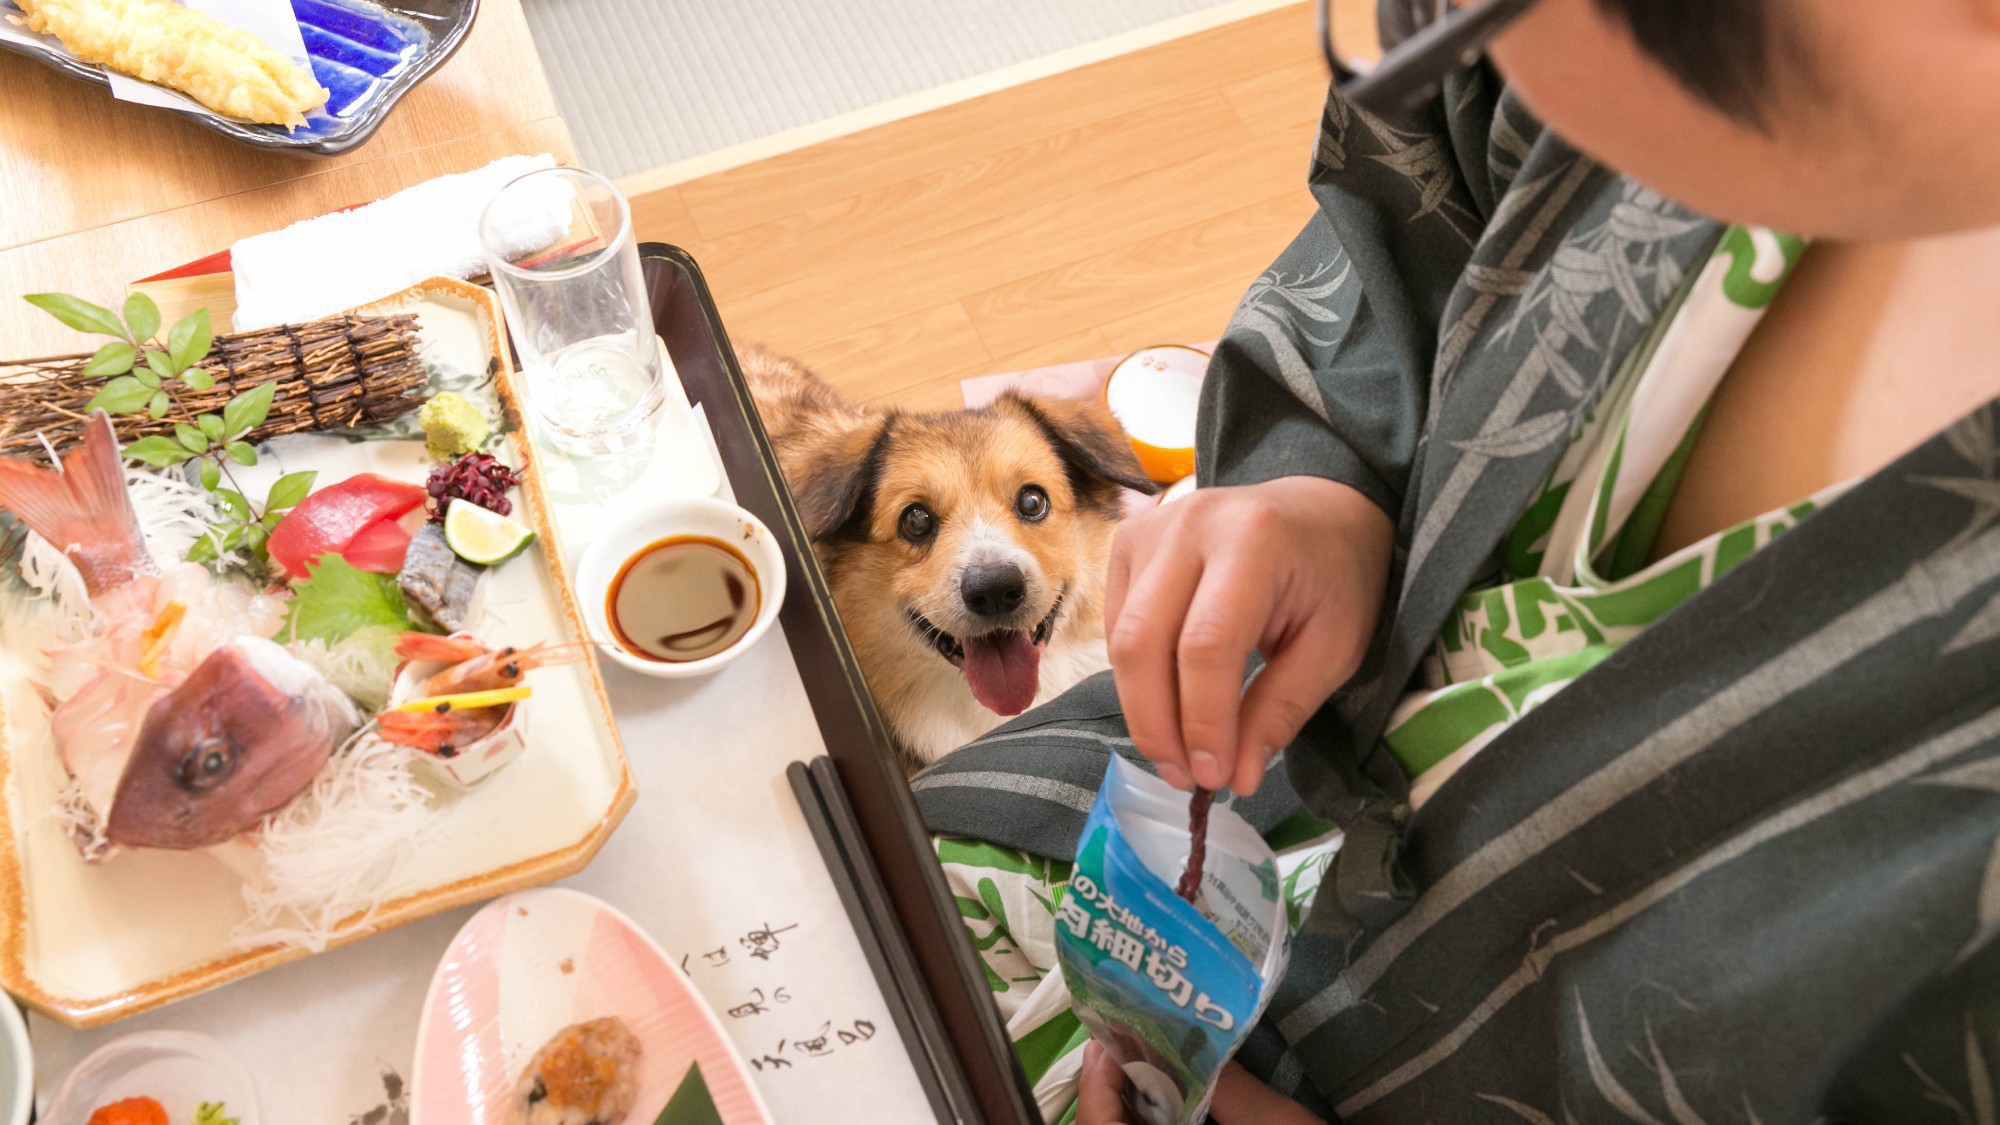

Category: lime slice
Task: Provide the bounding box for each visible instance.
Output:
[443,499,535,565]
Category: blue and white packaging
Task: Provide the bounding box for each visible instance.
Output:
[1055,754,1289,1125]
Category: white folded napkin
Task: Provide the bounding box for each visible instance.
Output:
[231,152,573,330]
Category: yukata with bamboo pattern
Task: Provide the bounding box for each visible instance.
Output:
[913,38,2000,1125]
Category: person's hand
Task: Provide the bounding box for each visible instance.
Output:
[1104,475,1392,795]
[1076,1040,1324,1124]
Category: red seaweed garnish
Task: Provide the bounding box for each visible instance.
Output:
[1176,787,1215,903]
[425,452,521,521]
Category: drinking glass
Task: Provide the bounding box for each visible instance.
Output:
[480,167,665,455]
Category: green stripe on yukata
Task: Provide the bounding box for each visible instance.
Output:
[1264,808,1339,851]
[1505,476,1569,578]
[1014,1012,1089,1085]
[1387,683,1510,775]
[1388,648,1617,775]
[1588,429,1627,559]
[1578,557,1702,627]
[1606,403,1710,580]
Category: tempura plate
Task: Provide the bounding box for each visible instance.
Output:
[0,0,476,155]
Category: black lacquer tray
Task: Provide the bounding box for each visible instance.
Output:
[642,244,1039,1125]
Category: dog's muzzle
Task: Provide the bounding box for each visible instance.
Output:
[907,592,1064,665]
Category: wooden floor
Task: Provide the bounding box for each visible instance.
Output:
[627,3,1327,411]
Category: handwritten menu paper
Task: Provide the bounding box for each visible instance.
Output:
[30,361,933,1122]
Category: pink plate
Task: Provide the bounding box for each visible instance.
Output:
[412,887,773,1124]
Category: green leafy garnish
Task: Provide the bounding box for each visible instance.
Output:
[25,292,127,338]
[222,381,275,438]
[29,291,300,577]
[169,307,212,373]
[653,1062,724,1125]
[193,1101,239,1125]
[266,471,316,511]
[91,375,153,414]
[284,555,416,644]
[122,291,160,342]
[81,341,135,376]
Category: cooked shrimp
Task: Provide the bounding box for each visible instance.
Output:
[393,632,579,696]
[376,634,579,756]
[375,706,505,757]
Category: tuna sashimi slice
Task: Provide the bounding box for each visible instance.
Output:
[268,473,427,579]
[342,517,414,574]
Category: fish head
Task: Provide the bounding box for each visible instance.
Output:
[106,636,358,850]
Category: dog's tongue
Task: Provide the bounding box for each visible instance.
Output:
[962,630,1040,716]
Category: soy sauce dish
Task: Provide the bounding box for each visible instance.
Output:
[576,498,787,678]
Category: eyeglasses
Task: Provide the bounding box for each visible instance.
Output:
[1320,0,1542,117]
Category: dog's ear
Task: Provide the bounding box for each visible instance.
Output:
[789,417,893,541]
[1002,392,1162,500]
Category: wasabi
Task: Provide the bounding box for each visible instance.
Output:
[419,392,488,460]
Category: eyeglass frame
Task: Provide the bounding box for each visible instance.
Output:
[1320,0,1543,117]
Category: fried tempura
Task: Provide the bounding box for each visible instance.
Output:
[17,0,329,128]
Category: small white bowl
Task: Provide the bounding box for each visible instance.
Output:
[41,1030,259,1125]
[0,997,28,1125]
[574,496,787,678]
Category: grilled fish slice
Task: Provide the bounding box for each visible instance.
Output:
[398,522,483,633]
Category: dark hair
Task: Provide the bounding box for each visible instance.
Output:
[1591,0,1790,126]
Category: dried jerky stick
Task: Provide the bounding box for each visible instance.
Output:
[1176,787,1215,903]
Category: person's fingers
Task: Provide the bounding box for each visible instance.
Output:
[1230,617,1348,796]
[1075,1041,1129,1125]
[1174,551,1275,791]
[1103,516,1192,788]
[1209,1062,1322,1124]
[1107,538,1204,786]
[1101,519,1141,648]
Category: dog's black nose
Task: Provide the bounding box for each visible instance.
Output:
[961,564,1028,618]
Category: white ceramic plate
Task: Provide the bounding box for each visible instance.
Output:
[0,998,26,1125]
[413,887,773,1125]
[40,1030,259,1125]
[0,279,634,1026]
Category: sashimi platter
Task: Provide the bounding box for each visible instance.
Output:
[0,278,632,1026]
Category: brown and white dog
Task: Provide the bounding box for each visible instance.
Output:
[740,346,1158,768]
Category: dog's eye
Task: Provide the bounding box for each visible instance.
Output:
[899,503,936,543]
[1015,485,1050,523]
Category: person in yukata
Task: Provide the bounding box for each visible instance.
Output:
[913,0,2000,1120]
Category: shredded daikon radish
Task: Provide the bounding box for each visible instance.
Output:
[229,736,447,953]
[42,777,112,861]
[290,627,404,713]
[126,465,228,568]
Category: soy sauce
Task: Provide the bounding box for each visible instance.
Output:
[607,536,760,662]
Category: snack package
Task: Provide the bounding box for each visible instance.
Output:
[1055,754,1290,1124]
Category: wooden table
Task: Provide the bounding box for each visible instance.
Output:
[0,0,573,358]
[628,2,1329,412]
[0,13,947,1120]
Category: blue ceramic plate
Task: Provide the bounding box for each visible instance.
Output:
[0,0,477,155]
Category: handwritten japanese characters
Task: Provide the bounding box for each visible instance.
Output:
[748,1020,877,1071]
[678,920,883,1079]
